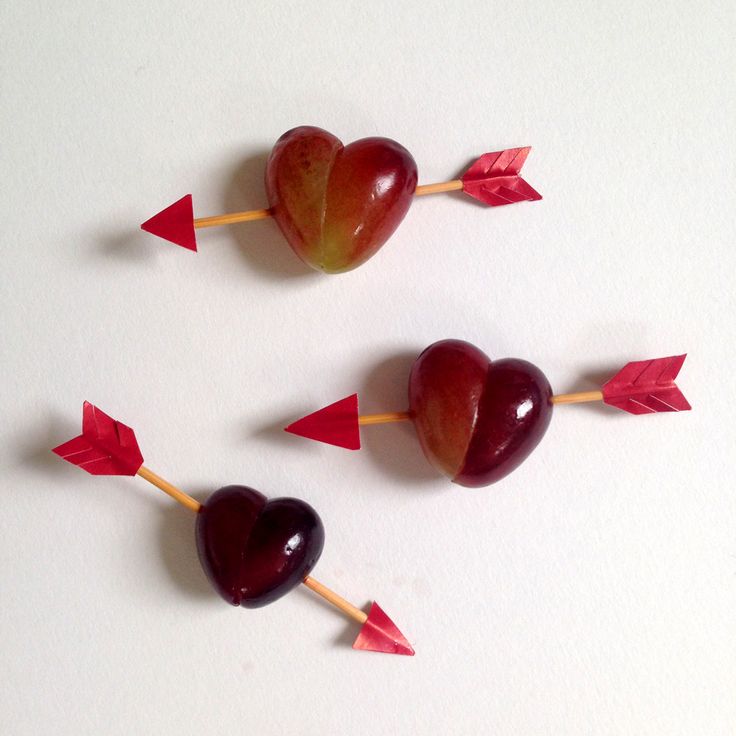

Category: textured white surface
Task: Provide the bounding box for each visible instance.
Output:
[1,1,735,734]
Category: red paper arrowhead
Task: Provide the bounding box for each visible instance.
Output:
[461,147,542,206]
[284,394,360,450]
[52,402,144,475]
[602,355,691,415]
[353,602,414,656]
[140,194,197,251]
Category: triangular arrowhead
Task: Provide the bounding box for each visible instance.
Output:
[284,394,361,450]
[141,194,197,251]
[353,602,414,656]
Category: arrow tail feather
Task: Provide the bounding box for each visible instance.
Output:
[638,353,686,385]
[465,146,531,178]
[500,146,530,173]
[602,356,691,415]
[52,402,144,476]
[461,148,541,207]
[52,435,92,460]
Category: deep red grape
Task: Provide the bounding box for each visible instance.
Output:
[195,486,325,608]
[409,340,553,487]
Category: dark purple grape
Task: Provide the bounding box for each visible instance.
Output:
[196,486,324,608]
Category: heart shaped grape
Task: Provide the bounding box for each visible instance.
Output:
[195,485,325,608]
[408,339,553,487]
[265,126,418,273]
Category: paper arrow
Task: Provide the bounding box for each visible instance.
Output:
[550,355,691,414]
[460,146,542,206]
[353,602,415,655]
[601,354,691,414]
[52,401,144,475]
[54,402,413,655]
[141,147,541,251]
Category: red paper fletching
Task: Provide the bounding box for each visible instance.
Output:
[140,194,197,251]
[602,355,691,415]
[52,402,144,475]
[353,602,414,656]
[462,147,542,206]
[284,394,361,450]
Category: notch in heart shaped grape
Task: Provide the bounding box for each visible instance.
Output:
[53,402,414,655]
[141,126,541,273]
[285,342,691,487]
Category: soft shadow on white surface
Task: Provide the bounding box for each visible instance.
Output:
[96,227,158,263]
[224,151,319,281]
[17,412,79,477]
[249,408,319,450]
[157,489,213,600]
[358,351,441,486]
[295,583,370,649]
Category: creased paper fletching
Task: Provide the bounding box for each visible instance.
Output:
[461,147,542,206]
[602,355,691,415]
[52,401,144,475]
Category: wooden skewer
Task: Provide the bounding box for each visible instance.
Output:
[137,466,202,513]
[354,391,605,426]
[549,390,604,405]
[358,411,412,425]
[415,179,463,196]
[135,466,367,623]
[193,179,463,230]
[302,576,367,625]
[194,209,272,229]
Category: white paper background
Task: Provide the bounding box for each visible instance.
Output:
[1,1,734,734]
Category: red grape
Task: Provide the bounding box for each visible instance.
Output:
[409,340,553,487]
[196,486,325,608]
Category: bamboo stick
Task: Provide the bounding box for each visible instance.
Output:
[358,411,412,425]
[550,390,604,405]
[302,576,367,625]
[136,466,202,513]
